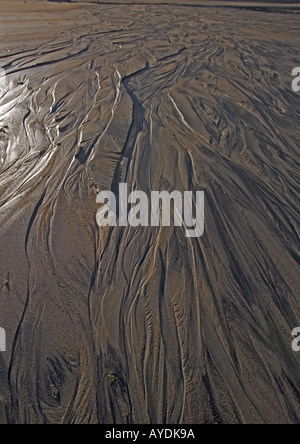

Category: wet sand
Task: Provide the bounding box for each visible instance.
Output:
[0,0,300,424]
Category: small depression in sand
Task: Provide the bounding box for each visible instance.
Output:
[0,0,299,424]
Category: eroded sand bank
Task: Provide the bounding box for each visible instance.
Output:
[0,0,300,424]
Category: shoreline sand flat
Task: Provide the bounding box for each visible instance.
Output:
[0,0,300,424]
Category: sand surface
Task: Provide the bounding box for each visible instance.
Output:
[0,0,300,424]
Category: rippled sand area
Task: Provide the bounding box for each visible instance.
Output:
[0,0,299,424]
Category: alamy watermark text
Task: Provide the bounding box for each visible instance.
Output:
[0,328,5,352]
[292,67,300,92]
[96,183,205,238]
[292,328,300,352]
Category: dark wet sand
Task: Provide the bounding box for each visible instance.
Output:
[0,0,300,424]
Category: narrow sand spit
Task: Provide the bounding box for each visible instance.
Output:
[0,0,299,424]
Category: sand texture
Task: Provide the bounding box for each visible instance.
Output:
[0,1,299,424]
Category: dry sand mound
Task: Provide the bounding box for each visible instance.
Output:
[0,1,299,424]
